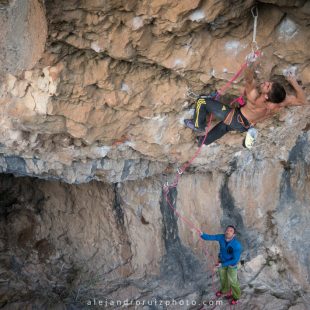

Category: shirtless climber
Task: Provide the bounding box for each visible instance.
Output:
[184,67,307,146]
[201,225,242,305]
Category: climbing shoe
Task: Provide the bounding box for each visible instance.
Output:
[215,291,223,297]
[231,299,238,305]
[184,119,205,133]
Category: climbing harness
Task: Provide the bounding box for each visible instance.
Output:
[164,6,261,305]
[223,109,235,126]
[237,113,251,130]
[229,96,246,108]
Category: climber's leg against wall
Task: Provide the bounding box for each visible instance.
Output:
[193,98,208,130]
[227,266,241,300]
[184,98,231,132]
[198,108,250,146]
[218,267,229,294]
[202,98,232,121]
[198,121,232,146]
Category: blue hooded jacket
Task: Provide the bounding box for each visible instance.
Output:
[201,233,242,267]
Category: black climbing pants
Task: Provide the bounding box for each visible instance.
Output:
[194,97,250,145]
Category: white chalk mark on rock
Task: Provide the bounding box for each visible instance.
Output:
[278,18,298,40]
[224,40,243,56]
[132,17,144,30]
[90,41,102,53]
[174,59,185,68]
[189,10,205,22]
[121,82,130,93]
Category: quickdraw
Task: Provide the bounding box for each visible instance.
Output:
[251,6,259,52]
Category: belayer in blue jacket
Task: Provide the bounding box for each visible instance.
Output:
[201,225,242,305]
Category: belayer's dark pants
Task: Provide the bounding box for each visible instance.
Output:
[194,98,250,145]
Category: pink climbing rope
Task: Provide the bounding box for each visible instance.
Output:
[216,50,261,101]
[215,62,248,100]
[163,49,261,308]
[164,50,260,198]
[229,96,246,107]
[163,113,218,295]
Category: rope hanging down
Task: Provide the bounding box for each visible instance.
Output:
[162,52,254,268]
[163,6,261,303]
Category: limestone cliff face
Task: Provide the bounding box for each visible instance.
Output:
[0,0,309,183]
[1,143,310,308]
[0,0,309,309]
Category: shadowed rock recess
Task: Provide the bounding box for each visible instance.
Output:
[0,0,309,309]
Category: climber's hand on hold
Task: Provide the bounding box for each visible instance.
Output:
[246,50,260,67]
[282,71,306,106]
[285,71,297,85]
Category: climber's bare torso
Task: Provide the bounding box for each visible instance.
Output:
[241,86,270,124]
[240,72,306,124]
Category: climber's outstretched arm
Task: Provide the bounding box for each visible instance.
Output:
[201,233,222,241]
[281,74,307,107]
[244,66,259,103]
[244,66,255,89]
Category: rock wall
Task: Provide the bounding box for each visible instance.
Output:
[0,0,309,183]
[1,133,309,308]
[0,0,47,76]
[0,0,310,309]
